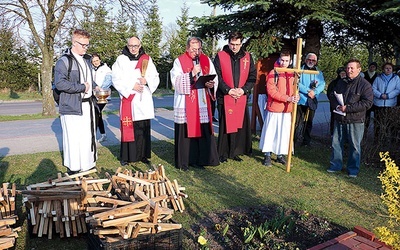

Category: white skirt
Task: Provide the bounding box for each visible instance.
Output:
[259,112,292,155]
[60,101,96,171]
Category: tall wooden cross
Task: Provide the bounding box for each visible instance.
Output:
[274,38,319,172]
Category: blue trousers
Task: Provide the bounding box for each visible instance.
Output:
[329,121,364,176]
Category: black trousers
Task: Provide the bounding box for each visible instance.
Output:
[120,119,151,163]
[295,105,315,145]
[174,123,219,169]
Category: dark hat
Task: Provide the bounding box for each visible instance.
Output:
[369,62,377,68]
[336,67,345,74]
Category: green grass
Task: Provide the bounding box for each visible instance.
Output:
[0,137,387,250]
[0,90,43,101]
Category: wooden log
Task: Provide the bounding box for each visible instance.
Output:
[32,203,40,235]
[101,213,149,228]
[157,222,182,232]
[116,173,154,186]
[81,178,88,205]
[37,200,48,237]
[63,199,71,237]
[0,218,16,227]
[0,227,12,237]
[10,183,16,215]
[92,228,120,235]
[94,196,132,207]
[91,201,149,221]
[0,237,15,249]
[69,199,78,237]
[131,223,141,238]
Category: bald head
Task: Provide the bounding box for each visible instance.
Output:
[127,36,141,56]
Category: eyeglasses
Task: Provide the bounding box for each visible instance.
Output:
[307,59,317,63]
[128,44,140,49]
[75,41,90,49]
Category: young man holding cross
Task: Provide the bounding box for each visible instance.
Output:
[259,50,299,167]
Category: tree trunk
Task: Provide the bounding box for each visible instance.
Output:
[41,50,57,116]
[304,19,323,60]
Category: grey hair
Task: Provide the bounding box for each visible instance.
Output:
[305,53,317,61]
[186,37,203,48]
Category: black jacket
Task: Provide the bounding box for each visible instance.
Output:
[328,74,373,123]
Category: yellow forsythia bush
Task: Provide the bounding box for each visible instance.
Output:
[375,152,400,249]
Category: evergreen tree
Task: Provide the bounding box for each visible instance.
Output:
[168,3,191,60]
[81,6,135,66]
[141,0,162,64]
[0,18,38,91]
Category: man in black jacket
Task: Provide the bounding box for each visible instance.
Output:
[327,58,373,178]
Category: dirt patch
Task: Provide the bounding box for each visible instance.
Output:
[183,205,348,249]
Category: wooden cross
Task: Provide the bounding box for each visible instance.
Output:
[274,38,319,172]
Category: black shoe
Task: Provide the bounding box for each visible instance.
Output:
[190,163,204,169]
[263,156,272,167]
[219,157,228,163]
[233,156,243,162]
[67,169,79,175]
[179,165,188,171]
[276,155,287,165]
[141,158,150,164]
[120,160,128,166]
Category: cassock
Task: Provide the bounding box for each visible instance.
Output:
[170,52,220,170]
[214,45,256,159]
[112,47,160,163]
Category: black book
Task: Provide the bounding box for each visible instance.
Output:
[193,74,216,89]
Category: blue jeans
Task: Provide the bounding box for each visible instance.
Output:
[329,121,364,176]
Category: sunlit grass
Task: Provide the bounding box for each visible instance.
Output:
[0,137,387,249]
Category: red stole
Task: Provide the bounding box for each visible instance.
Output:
[218,51,251,133]
[120,54,150,142]
[178,53,213,138]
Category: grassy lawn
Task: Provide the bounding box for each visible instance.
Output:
[0,137,387,250]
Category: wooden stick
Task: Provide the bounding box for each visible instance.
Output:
[101,213,149,228]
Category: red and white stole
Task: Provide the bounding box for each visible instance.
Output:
[178,53,213,138]
[120,54,150,142]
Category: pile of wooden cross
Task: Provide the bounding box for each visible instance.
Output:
[22,165,187,242]
[0,183,20,249]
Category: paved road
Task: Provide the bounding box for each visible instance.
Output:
[0,95,331,157]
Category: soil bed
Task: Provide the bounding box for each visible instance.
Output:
[184,205,348,249]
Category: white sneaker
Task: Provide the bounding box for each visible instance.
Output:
[98,134,107,142]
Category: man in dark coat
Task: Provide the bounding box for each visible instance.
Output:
[213,31,256,162]
[327,58,373,178]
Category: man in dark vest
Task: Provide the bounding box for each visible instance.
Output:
[214,31,256,163]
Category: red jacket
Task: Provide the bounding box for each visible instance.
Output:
[266,69,295,113]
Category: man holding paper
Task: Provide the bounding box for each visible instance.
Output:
[112,36,160,166]
[170,37,219,171]
[327,58,373,178]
